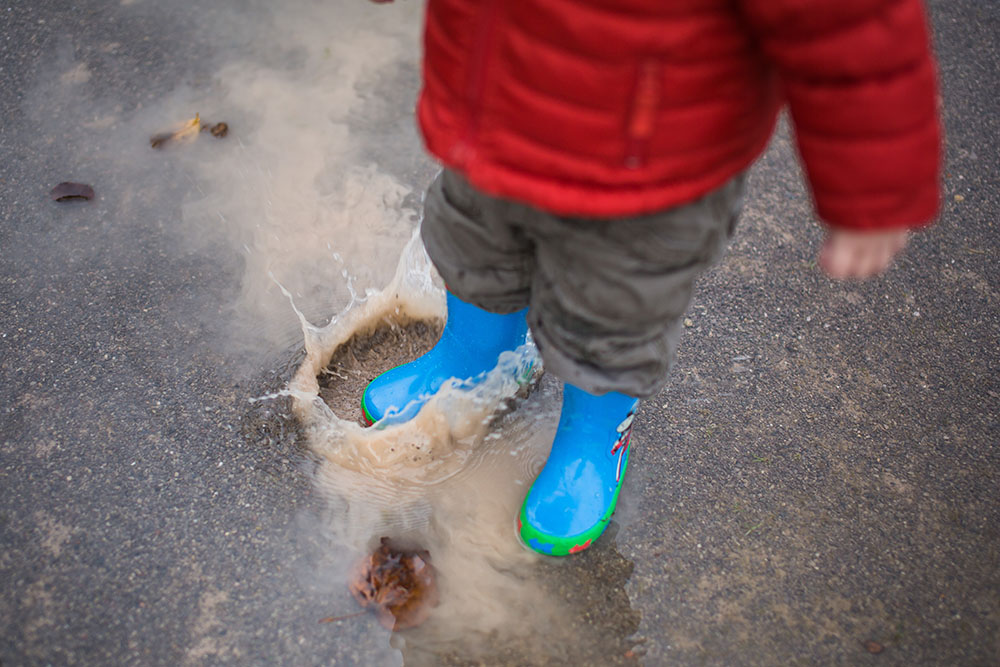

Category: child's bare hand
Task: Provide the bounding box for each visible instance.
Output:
[818,228,908,280]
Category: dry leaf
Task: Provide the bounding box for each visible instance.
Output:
[348,537,438,631]
[151,113,227,149]
[49,182,95,202]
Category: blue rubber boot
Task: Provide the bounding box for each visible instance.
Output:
[361,292,529,426]
[518,384,639,556]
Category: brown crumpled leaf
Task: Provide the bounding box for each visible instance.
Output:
[150,113,229,149]
[348,537,438,631]
[49,182,95,202]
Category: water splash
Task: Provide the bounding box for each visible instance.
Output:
[273,227,613,660]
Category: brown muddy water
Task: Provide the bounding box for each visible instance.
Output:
[277,238,641,664]
[95,0,646,659]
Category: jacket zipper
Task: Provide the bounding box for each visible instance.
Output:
[625,59,662,169]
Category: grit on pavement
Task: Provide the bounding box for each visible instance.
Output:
[1,1,997,665]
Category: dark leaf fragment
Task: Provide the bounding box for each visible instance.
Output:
[50,182,95,202]
[203,121,228,138]
[348,537,438,631]
[863,640,884,654]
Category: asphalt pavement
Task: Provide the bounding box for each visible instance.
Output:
[1,1,997,665]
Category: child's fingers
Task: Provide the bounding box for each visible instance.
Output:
[853,239,886,278]
[818,234,856,279]
[859,243,890,278]
[819,229,908,280]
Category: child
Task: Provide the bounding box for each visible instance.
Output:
[363,0,941,556]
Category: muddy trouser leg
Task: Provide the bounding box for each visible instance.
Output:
[421,170,535,314]
[421,169,746,398]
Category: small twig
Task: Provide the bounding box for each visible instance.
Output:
[319,610,368,624]
[320,366,351,381]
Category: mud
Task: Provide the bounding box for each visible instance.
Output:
[318,319,443,426]
[301,315,644,664]
[269,232,645,663]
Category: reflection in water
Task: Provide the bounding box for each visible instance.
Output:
[282,237,642,664]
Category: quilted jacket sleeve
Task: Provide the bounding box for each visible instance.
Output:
[737,0,941,230]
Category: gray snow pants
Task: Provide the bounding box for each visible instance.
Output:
[421,169,745,399]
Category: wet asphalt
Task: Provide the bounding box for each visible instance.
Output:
[1,1,998,665]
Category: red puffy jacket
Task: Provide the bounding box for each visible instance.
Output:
[417,0,941,229]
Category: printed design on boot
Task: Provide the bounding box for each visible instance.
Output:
[518,517,554,555]
[611,409,636,483]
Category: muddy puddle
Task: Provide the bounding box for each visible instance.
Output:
[93,0,647,658]
[267,235,642,664]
